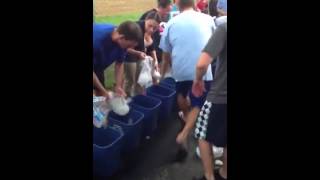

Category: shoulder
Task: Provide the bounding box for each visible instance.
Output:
[93,24,115,47]
[215,16,227,26]
[167,11,188,25]
[215,22,227,33]
[164,16,177,29]
[93,23,115,33]
[136,20,145,28]
[198,12,213,20]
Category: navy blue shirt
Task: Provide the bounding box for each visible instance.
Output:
[93,24,127,74]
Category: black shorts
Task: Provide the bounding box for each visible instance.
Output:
[194,101,227,147]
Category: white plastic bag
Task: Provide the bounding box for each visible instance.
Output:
[108,92,130,116]
[138,56,153,88]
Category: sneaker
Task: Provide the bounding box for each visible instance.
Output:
[196,146,224,159]
[170,146,188,163]
[215,159,223,166]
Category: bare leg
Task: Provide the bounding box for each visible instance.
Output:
[199,139,215,180]
[177,94,190,121]
[176,107,200,145]
[219,147,227,179]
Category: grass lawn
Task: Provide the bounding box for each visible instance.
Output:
[94,12,142,89]
[95,12,142,25]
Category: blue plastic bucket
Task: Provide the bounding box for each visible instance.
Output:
[159,77,176,90]
[129,95,161,138]
[108,110,144,153]
[146,85,176,121]
[93,125,124,177]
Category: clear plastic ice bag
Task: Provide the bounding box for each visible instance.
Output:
[93,96,111,128]
[138,56,153,88]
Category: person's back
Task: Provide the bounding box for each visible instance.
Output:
[159,1,217,161]
[161,10,214,81]
[93,24,126,75]
[93,24,115,50]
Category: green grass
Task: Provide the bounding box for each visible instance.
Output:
[95,12,142,89]
[95,12,142,25]
[104,63,115,89]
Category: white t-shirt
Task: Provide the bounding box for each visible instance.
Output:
[159,9,214,82]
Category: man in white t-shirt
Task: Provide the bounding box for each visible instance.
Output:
[160,0,214,160]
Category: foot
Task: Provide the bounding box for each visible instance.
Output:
[171,146,188,163]
[176,130,188,145]
[214,169,227,180]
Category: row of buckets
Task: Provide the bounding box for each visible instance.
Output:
[93,77,177,177]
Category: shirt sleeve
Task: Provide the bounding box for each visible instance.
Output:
[115,50,127,63]
[203,23,227,60]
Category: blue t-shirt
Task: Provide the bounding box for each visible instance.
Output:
[93,24,126,74]
[159,10,214,82]
[217,0,227,12]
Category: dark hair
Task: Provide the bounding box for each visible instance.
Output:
[145,11,162,24]
[209,0,218,17]
[117,21,143,42]
[158,0,171,8]
[178,0,194,9]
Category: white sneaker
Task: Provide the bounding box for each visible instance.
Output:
[196,146,224,159]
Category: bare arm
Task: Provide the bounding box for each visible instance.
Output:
[150,50,159,68]
[127,48,146,59]
[195,52,213,81]
[114,62,126,96]
[160,52,171,78]
[127,48,142,56]
[93,71,109,97]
